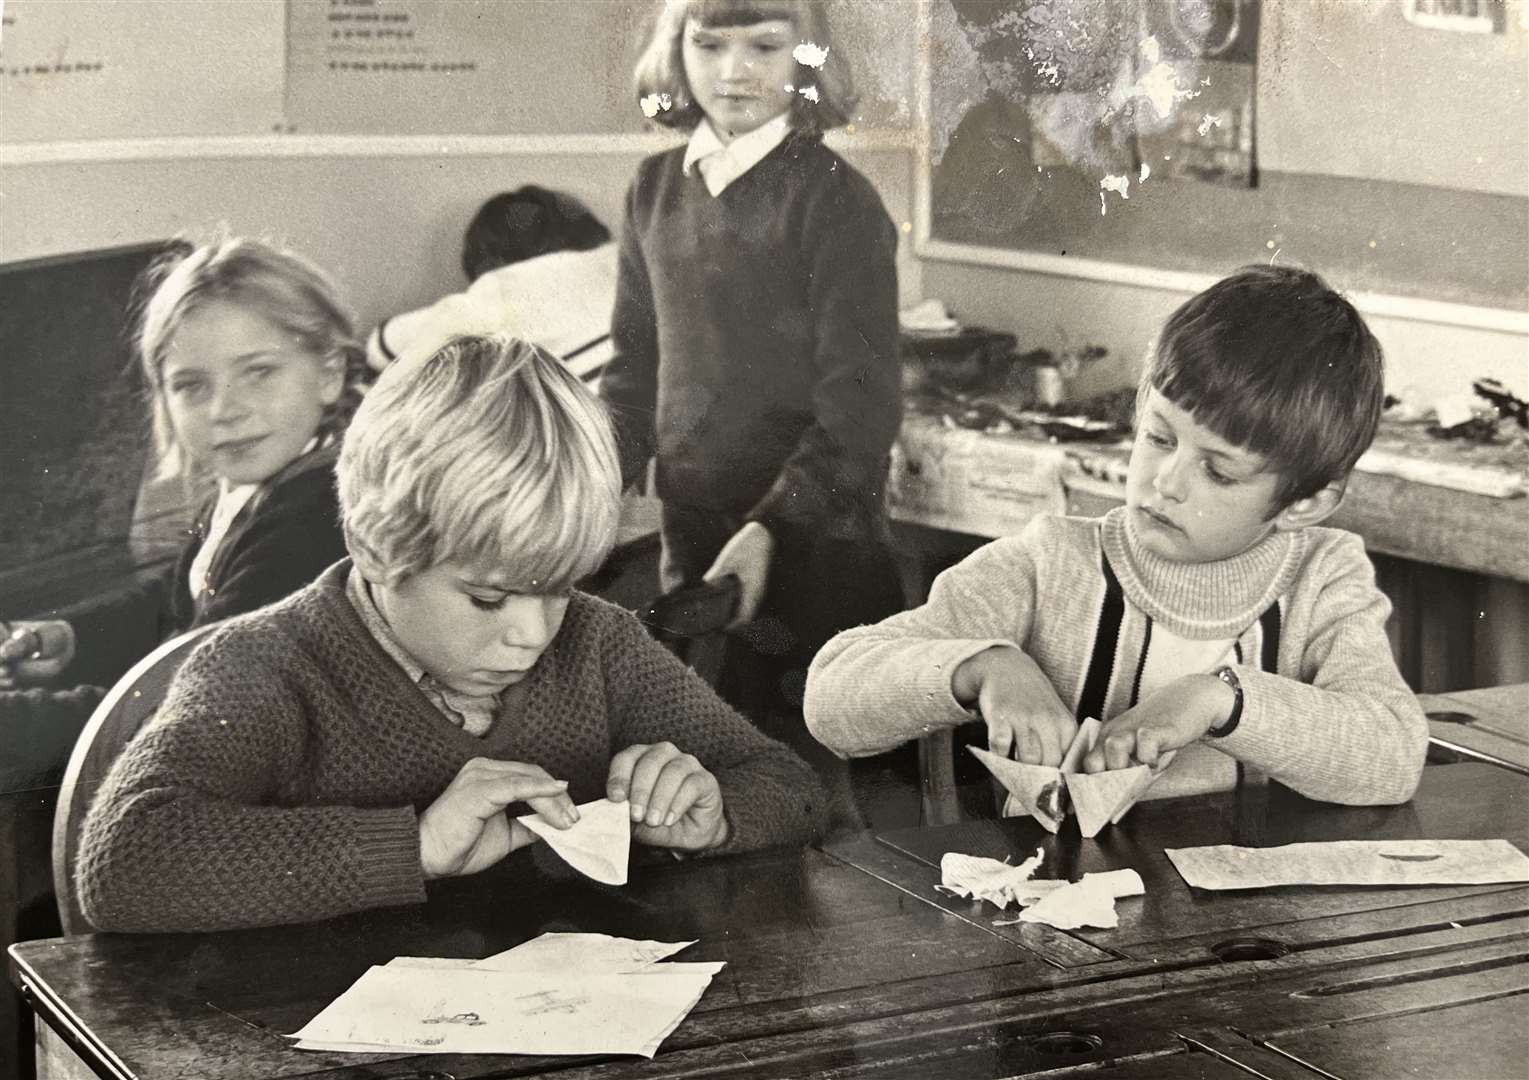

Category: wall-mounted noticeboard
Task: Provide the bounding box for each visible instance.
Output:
[919,0,1528,313]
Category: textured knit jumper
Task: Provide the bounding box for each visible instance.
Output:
[805,508,1428,806]
[600,131,901,543]
[70,444,349,689]
[78,561,826,932]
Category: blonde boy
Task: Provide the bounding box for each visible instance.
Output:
[805,266,1427,806]
[79,336,824,932]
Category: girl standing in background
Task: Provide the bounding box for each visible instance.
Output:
[600,0,904,776]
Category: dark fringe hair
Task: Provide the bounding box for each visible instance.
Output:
[1147,264,1384,508]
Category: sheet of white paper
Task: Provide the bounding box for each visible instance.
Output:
[518,798,630,885]
[387,934,695,975]
[1166,839,1529,890]
[472,933,694,973]
[290,964,724,1057]
[387,956,479,970]
[937,848,1044,908]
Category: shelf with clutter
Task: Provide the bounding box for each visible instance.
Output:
[891,303,1529,587]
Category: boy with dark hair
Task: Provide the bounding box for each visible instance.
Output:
[805,265,1427,806]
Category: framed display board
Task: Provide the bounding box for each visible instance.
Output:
[917,0,1528,317]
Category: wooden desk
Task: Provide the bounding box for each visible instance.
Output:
[889,412,1529,584]
[12,763,1528,1079]
[1420,683,1529,774]
[9,844,1066,1080]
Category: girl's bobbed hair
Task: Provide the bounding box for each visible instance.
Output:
[136,235,370,478]
[633,0,857,133]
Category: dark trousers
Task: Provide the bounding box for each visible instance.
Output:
[659,504,904,752]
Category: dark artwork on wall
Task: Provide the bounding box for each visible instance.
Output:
[924,0,1526,310]
[0,242,173,612]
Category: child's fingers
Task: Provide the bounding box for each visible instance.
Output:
[1034,722,1065,768]
[641,753,705,828]
[1098,729,1137,771]
[1134,729,1165,769]
[659,769,719,828]
[524,790,580,829]
[506,818,540,853]
[984,716,1015,759]
[1015,727,1042,765]
[623,742,683,823]
[478,776,568,819]
[605,742,651,804]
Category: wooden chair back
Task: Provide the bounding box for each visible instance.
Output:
[51,624,216,935]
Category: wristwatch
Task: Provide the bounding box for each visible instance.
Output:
[1208,666,1243,738]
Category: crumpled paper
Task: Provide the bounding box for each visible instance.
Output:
[937,848,1145,930]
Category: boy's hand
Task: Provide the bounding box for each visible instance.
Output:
[951,645,1077,766]
[419,758,577,879]
[1083,674,1234,772]
[704,521,774,626]
[607,742,728,852]
[0,619,76,689]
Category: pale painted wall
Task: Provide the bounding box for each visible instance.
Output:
[0,140,919,330]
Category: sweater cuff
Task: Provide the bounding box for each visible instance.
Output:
[352,806,427,911]
[1204,665,1284,763]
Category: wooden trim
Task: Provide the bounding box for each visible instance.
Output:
[0,127,916,167]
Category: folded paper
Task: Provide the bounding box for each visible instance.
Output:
[967,748,1065,832]
[970,718,1169,836]
[518,797,630,885]
[1167,839,1529,890]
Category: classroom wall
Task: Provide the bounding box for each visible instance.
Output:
[0,142,919,331]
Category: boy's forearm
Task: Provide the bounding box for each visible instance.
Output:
[804,631,1012,757]
[78,790,424,932]
[1216,666,1427,805]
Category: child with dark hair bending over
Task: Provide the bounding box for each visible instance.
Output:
[806,265,1428,807]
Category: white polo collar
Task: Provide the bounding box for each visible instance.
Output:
[682,112,792,197]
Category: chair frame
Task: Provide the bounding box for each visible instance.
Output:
[50,624,217,935]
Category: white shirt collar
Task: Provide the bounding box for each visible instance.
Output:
[682,112,793,197]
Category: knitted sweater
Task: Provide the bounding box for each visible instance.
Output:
[600,132,901,543]
[69,445,348,688]
[805,508,1427,806]
[77,561,826,932]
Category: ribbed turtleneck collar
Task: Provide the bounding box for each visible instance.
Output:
[1099,506,1304,639]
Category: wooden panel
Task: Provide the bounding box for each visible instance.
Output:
[1421,684,1529,774]
[1269,993,1529,1080]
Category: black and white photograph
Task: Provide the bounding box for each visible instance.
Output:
[2,1,1526,1077]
